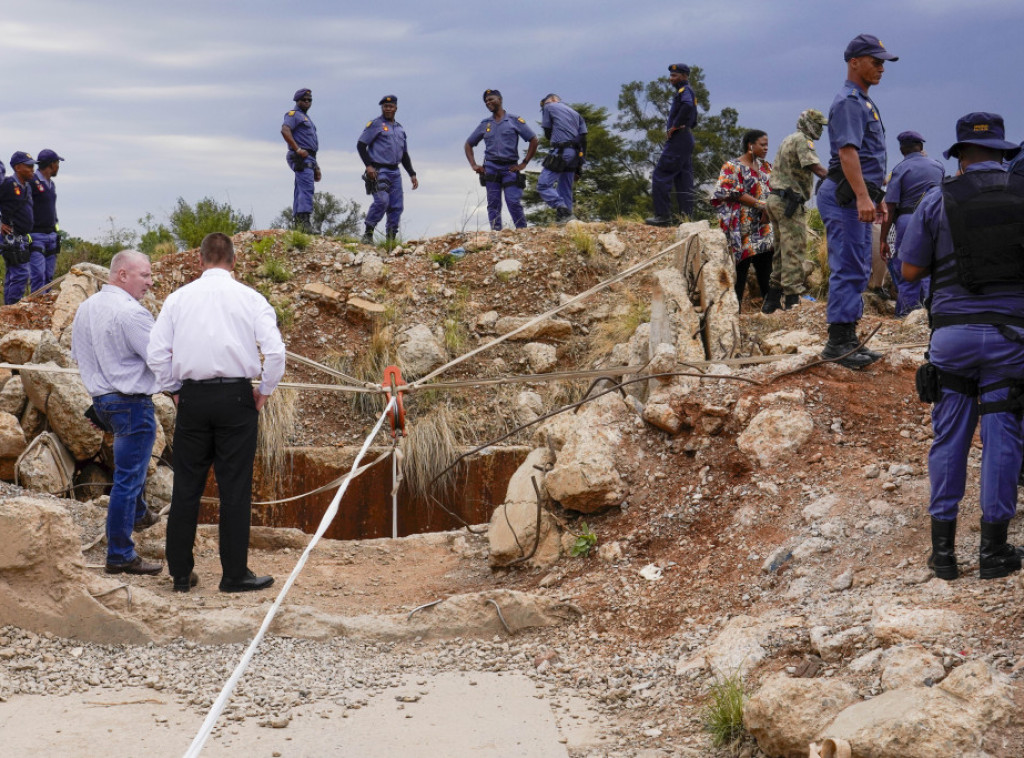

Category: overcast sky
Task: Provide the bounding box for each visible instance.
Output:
[7,0,1024,243]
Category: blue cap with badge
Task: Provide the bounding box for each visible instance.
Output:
[379,94,397,105]
[482,89,501,101]
[668,63,690,74]
[844,34,898,62]
[37,149,64,164]
[942,112,1020,160]
[10,151,35,167]
[293,88,311,101]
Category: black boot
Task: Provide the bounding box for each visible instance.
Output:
[784,293,801,309]
[361,226,375,244]
[927,517,958,580]
[854,322,883,362]
[644,215,672,227]
[555,207,574,225]
[979,519,1024,579]
[295,212,313,234]
[820,323,874,370]
[761,287,784,314]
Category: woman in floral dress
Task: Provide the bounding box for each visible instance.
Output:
[711,130,774,308]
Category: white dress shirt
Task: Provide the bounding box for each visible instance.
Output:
[147,268,286,395]
[71,284,162,396]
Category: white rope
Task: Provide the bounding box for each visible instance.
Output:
[182,396,396,758]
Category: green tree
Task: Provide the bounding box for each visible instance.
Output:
[137,213,176,257]
[168,196,254,249]
[524,103,649,223]
[615,66,746,220]
[272,191,363,237]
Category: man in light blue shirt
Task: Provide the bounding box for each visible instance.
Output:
[71,250,164,576]
[537,94,587,223]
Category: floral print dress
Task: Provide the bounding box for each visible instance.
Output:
[711,157,773,263]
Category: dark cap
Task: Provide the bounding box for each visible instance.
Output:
[379,94,397,105]
[896,131,925,145]
[943,112,1021,160]
[37,149,64,164]
[10,151,35,167]
[293,88,312,101]
[844,34,898,62]
[668,63,690,74]
[482,89,502,101]
[540,93,559,107]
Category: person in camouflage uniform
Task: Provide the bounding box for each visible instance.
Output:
[762,110,830,313]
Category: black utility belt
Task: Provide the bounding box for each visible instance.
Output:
[825,168,885,206]
[487,160,517,166]
[182,377,251,385]
[372,163,399,170]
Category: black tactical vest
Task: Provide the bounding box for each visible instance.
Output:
[933,169,1024,293]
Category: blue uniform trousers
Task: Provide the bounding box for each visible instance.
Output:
[30,231,58,287]
[651,128,695,218]
[4,260,31,305]
[288,152,316,215]
[365,167,404,233]
[537,148,577,211]
[93,394,157,565]
[819,178,873,324]
[887,214,928,317]
[483,161,526,230]
[929,324,1024,523]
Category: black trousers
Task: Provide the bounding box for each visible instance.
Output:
[735,251,773,307]
[166,382,259,580]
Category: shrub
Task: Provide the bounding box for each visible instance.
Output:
[702,672,747,749]
[570,523,598,557]
[169,196,253,249]
[259,256,292,283]
[281,230,312,251]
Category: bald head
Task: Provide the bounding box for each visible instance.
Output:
[108,250,152,301]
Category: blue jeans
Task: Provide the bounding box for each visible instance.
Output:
[93,394,157,564]
[929,325,1024,523]
[482,161,526,230]
[364,167,404,233]
[819,178,873,324]
[30,231,59,288]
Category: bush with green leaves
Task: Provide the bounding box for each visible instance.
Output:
[702,672,747,749]
[169,196,253,249]
[272,191,362,237]
[281,230,312,251]
[571,523,598,557]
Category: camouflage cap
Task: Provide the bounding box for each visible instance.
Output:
[797,109,828,140]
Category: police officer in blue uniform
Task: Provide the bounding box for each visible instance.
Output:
[645,63,697,227]
[817,34,898,369]
[901,113,1024,581]
[0,152,36,305]
[537,94,587,224]
[358,95,419,244]
[30,149,64,288]
[281,88,320,233]
[880,132,945,317]
[465,90,538,231]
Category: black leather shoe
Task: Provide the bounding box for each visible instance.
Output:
[783,294,801,309]
[644,215,672,227]
[134,507,161,532]
[219,569,274,593]
[105,556,164,576]
[173,572,199,592]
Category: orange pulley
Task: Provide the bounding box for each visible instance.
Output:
[381,365,407,438]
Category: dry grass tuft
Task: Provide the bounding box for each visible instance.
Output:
[257,387,297,496]
[583,293,650,367]
[401,402,464,504]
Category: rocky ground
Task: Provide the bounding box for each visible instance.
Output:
[1,222,1023,757]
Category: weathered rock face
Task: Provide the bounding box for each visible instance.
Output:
[648,267,704,364]
[737,407,815,467]
[358,252,385,281]
[822,661,1018,757]
[494,316,573,342]
[16,432,76,494]
[396,323,446,378]
[0,375,26,416]
[702,615,770,678]
[152,393,176,445]
[0,330,44,365]
[144,464,174,511]
[871,605,963,645]
[543,393,629,513]
[692,229,741,359]
[20,356,103,461]
[880,644,946,690]
[515,390,544,425]
[51,263,107,337]
[744,673,859,758]
[597,231,626,258]
[523,342,557,374]
[0,410,28,480]
[494,259,522,279]
[489,448,561,567]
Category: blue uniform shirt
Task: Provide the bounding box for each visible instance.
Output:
[31,171,58,233]
[666,84,697,131]
[467,113,536,163]
[884,152,945,210]
[541,101,587,145]
[827,80,887,185]
[901,161,1024,319]
[283,108,317,151]
[358,116,408,165]
[0,175,34,234]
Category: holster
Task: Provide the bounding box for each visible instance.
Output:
[0,234,31,266]
[362,172,378,195]
[915,363,942,403]
[514,172,526,189]
[542,152,570,172]
[832,172,885,208]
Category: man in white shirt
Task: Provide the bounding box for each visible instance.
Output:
[71,250,164,576]
[148,232,285,593]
